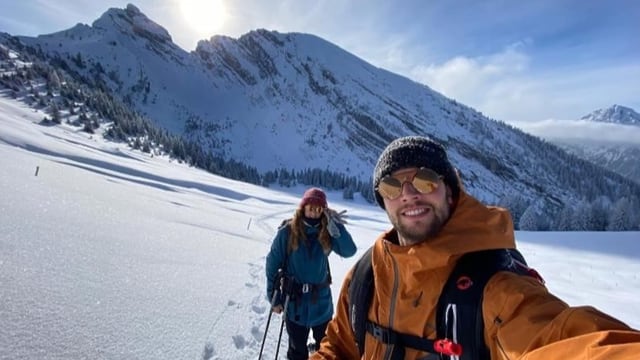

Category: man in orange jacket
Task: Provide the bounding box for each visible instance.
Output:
[311,135,640,360]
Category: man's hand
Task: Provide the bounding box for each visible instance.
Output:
[272,305,283,314]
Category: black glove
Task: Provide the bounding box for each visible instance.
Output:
[280,275,296,296]
[269,269,286,305]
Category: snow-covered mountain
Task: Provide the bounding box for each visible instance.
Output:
[579,104,640,126]
[555,105,640,184]
[2,4,639,222]
[1,86,639,360]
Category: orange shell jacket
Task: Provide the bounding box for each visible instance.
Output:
[311,191,640,360]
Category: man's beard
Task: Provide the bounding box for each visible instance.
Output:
[393,201,451,245]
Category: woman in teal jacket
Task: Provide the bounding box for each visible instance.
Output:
[265,187,357,360]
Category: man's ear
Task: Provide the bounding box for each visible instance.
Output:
[454,167,464,191]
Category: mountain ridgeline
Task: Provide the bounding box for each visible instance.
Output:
[1,4,638,230]
[554,105,640,184]
[580,104,640,126]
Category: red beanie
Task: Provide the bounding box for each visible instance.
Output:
[300,188,327,208]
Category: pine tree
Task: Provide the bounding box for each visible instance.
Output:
[607,198,631,231]
[518,204,539,231]
[555,205,574,231]
[50,102,61,124]
[571,199,591,231]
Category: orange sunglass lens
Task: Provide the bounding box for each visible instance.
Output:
[378,169,440,199]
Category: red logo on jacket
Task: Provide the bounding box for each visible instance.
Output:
[456,276,473,290]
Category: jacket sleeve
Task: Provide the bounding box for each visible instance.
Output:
[311,269,361,360]
[484,271,640,360]
[330,223,357,258]
[265,227,288,302]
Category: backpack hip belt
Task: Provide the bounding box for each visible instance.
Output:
[293,280,330,294]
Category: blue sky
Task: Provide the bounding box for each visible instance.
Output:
[1,0,638,126]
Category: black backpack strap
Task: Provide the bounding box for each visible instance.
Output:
[348,247,464,359]
[348,246,374,355]
[279,218,292,270]
[436,248,531,360]
[348,247,538,359]
[365,321,460,360]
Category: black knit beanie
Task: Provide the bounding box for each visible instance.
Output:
[373,136,460,208]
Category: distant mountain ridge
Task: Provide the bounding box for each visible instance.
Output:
[579,104,640,126]
[554,105,640,184]
[1,4,639,230]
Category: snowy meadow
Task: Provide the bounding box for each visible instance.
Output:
[1,96,639,360]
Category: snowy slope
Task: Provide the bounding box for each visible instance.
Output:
[1,94,639,360]
[8,4,639,214]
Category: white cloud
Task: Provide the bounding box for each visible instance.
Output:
[405,45,640,124]
[408,44,530,118]
[414,44,529,86]
[514,119,640,144]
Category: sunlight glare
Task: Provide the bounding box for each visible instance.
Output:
[180,0,227,35]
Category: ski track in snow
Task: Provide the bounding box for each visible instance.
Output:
[204,210,295,360]
[202,260,288,360]
[0,99,291,360]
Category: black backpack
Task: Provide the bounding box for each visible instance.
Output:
[348,247,542,360]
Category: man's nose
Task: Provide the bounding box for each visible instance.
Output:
[400,181,420,197]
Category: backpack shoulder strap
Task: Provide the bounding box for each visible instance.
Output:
[347,246,374,356]
[436,248,532,360]
[278,218,293,269]
[347,247,537,359]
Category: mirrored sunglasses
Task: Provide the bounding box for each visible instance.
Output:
[377,168,442,200]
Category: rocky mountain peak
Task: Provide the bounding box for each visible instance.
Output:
[580,104,640,127]
[92,3,172,44]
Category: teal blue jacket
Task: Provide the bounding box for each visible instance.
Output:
[265,218,356,327]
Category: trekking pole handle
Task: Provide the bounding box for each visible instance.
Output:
[269,289,279,306]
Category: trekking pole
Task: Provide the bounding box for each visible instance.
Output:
[258,290,280,360]
[274,294,291,360]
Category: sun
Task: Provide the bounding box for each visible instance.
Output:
[179,0,228,35]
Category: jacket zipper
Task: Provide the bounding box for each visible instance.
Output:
[494,317,511,360]
[383,243,400,360]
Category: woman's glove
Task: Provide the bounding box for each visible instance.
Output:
[324,208,348,238]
